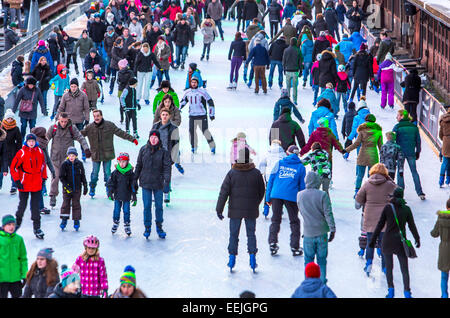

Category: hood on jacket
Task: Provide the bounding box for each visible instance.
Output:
[36,46,49,54]
[437,210,450,220]
[232,162,255,171]
[305,171,321,189]
[140,47,151,56]
[337,72,348,80]
[440,113,450,124]
[283,153,302,165]
[0,128,6,142]
[57,64,67,78]
[357,107,370,116]
[320,50,336,60]
[356,121,382,134]
[300,278,325,293]
[367,173,389,186]
[269,142,285,155]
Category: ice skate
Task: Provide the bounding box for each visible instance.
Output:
[227,254,236,272]
[291,247,303,256]
[111,220,119,234]
[270,243,279,256]
[143,226,151,239]
[249,254,257,273]
[73,220,80,231]
[50,195,56,208]
[124,222,131,236]
[156,223,166,239]
[34,228,45,239]
[60,218,68,230]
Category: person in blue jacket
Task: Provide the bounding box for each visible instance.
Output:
[246,37,270,94]
[185,63,203,90]
[273,89,305,123]
[291,262,337,298]
[349,31,367,53]
[282,1,296,21]
[30,41,56,75]
[337,34,353,63]
[317,83,339,119]
[299,28,314,88]
[266,145,306,256]
[308,98,339,139]
[346,97,370,142]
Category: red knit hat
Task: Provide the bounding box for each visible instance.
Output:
[305,262,321,278]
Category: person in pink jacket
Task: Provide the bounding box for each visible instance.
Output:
[377,53,404,109]
[229,132,256,166]
[74,235,108,298]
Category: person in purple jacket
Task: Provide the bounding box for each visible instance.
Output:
[377,53,404,109]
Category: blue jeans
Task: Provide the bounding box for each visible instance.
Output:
[244,61,254,84]
[142,188,163,227]
[303,234,329,283]
[356,165,371,190]
[90,161,112,188]
[312,85,319,105]
[157,69,170,86]
[440,157,450,182]
[397,155,424,195]
[151,65,158,82]
[302,62,312,83]
[366,232,385,269]
[268,60,283,87]
[75,123,86,158]
[42,90,48,111]
[442,271,449,298]
[20,118,36,139]
[24,8,30,30]
[175,45,188,66]
[336,91,348,112]
[228,218,257,255]
[94,42,106,60]
[113,200,131,223]
[214,19,224,38]
[105,55,111,76]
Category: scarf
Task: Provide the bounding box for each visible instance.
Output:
[116,162,133,174]
[156,41,165,56]
[70,88,80,98]
[2,119,17,130]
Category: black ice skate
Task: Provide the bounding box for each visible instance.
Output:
[270,243,279,256]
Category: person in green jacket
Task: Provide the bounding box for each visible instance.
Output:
[0,214,28,298]
[152,80,180,114]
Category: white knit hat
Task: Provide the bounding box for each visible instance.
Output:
[4,109,15,120]
[358,99,368,108]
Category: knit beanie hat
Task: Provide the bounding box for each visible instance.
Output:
[153,22,160,28]
[25,76,37,85]
[365,114,376,123]
[120,265,136,287]
[4,109,15,120]
[280,88,289,98]
[280,106,291,115]
[60,265,81,288]
[2,214,16,227]
[160,80,170,89]
[89,48,97,54]
[305,262,321,278]
[392,187,404,198]
[189,63,197,71]
[25,133,37,142]
[357,97,368,109]
[38,40,46,46]
[37,248,54,260]
[348,101,356,110]
[118,59,128,68]
[287,145,299,155]
[191,76,199,83]
[149,129,160,139]
[9,22,18,28]
[70,78,79,86]
[317,117,329,128]
[117,152,130,161]
[107,25,114,32]
[67,146,78,156]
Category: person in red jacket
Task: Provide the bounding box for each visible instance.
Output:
[300,117,345,165]
[10,133,48,239]
[163,1,182,21]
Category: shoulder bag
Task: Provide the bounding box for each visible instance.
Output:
[390,203,417,258]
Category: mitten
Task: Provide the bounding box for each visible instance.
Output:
[15,180,24,189]
[217,211,224,220]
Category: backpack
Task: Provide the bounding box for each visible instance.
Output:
[52,124,74,138]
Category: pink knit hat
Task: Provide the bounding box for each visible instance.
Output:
[118,59,128,69]
[38,40,45,46]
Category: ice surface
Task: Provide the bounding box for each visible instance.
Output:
[2,19,449,298]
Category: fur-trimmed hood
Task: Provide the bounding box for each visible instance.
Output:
[231,162,255,171]
[357,121,382,133]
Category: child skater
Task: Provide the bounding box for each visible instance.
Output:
[120,77,140,139]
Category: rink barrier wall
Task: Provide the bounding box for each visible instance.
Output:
[0,0,90,72]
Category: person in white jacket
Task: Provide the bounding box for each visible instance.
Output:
[128,17,143,41]
[258,139,287,217]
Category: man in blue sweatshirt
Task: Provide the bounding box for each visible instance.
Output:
[246,38,270,94]
[266,145,306,256]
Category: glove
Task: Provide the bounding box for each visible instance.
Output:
[108,193,114,201]
[137,104,141,111]
[133,139,138,146]
[51,171,56,179]
[132,193,137,206]
[83,184,88,196]
[415,239,420,248]
[84,148,92,158]
[210,116,215,121]
[15,180,24,190]
[217,211,224,220]
[328,231,335,242]
[345,139,352,148]
[415,151,420,160]
[50,83,56,90]
[64,185,73,194]
[163,185,170,193]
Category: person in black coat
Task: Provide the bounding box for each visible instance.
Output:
[106,152,137,235]
[134,129,171,238]
[318,50,338,89]
[22,248,59,298]
[216,147,265,271]
[400,69,421,124]
[0,109,22,193]
[341,101,357,147]
[84,48,105,74]
[30,58,52,111]
[323,2,340,41]
[11,56,24,88]
[0,128,8,179]
[296,15,313,36]
[312,32,329,62]
[345,0,367,34]
[263,0,282,38]
[369,187,420,298]
[269,107,306,151]
[312,13,329,38]
[268,37,288,89]
[243,0,259,28]
[350,43,372,101]
[172,18,194,69]
[89,16,108,47]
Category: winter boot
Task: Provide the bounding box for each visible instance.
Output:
[263,204,270,218]
[364,259,373,276]
[124,222,131,236]
[181,62,185,70]
[145,100,150,105]
[440,174,445,187]
[175,163,184,174]
[34,228,45,239]
[133,131,139,139]
[143,226,151,239]
[191,147,197,154]
[227,82,234,90]
[291,247,303,256]
[227,254,236,272]
[89,186,95,198]
[164,192,170,204]
[386,287,395,298]
[73,220,80,231]
[270,243,279,256]
[40,207,51,215]
[404,290,412,298]
[156,222,166,239]
[60,218,68,230]
[49,195,56,208]
[303,81,306,88]
[111,220,119,234]
[249,254,257,273]
[200,54,204,61]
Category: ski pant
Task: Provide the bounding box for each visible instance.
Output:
[214,19,224,38]
[50,159,64,197]
[236,18,245,32]
[90,160,112,189]
[228,218,257,255]
[329,25,340,42]
[442,271,449,298]
[355,165,371,191]
[397,155,424,195]
[350,80,367,101]
[268,198,301,249]
[285,71,298,103]
[230,56,243,83]
[66,53,79,72]
[303,234,328,283]
[268,60,283,88]
[0,282,22,298]
[366,232,385,269]
[404,102,418,124]
[113,200,131,223]
[384,251,410,291]
[189,115,215,150]
[136,71,151,100]
[253,65,267,93]
[125,109,137,132]
[202,43,211,57]
[52,95,63,117]
[142,188,163,227]
[157,69,170,86]
[270,21,279,39]
[16,191,41,230]
[60,190,82,220]
[381,81,395,108]
[20,118,36,140]
[320,177,331,195]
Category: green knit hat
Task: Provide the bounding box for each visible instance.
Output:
[120,265,136,287]
[2,214,16,227]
